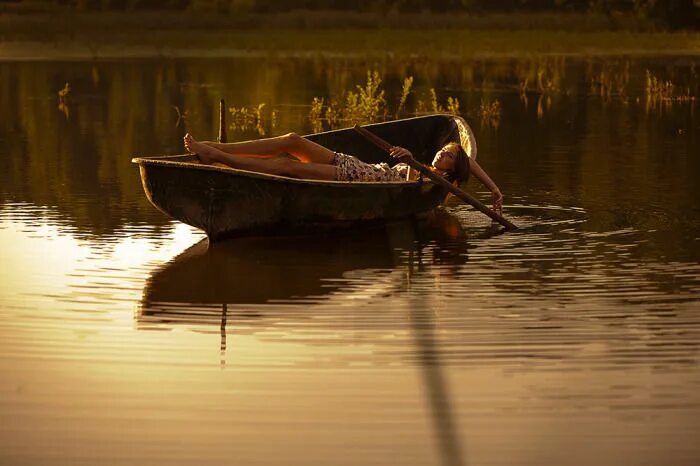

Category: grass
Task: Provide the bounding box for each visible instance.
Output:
[307,71,465,132]
[645,69,696,111]
[232,61,697,136]
[479,99,502,128]
[228,103,271,136]
[1,10,700,60]
[395,76,413,118]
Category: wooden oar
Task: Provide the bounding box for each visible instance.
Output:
[218,98,227,144]
[353,124,518,231]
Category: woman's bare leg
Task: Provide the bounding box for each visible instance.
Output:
[200,132,336,164]
[185,134,336,181]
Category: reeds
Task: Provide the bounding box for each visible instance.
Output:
[516,57,564,117]
[235,61,696,136]
[446,96,460,115]
[645,69,696,112]
[344,70,387,124]
[430,88,444,113]
[308,71,463,131]
[646,70,675,100]
[309,97,324,133]
[395,76,413,118]
[479,99,501,129]
[586,60,630,103]
[228,103,273,136]
[57,82,71,119]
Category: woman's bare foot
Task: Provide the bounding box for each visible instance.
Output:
[184,133,218,164]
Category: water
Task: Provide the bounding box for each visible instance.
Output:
[1,56,699,466]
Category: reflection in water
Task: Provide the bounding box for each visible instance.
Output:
[140,209,472,465]
[57,81,71,119]
[139,210,471,328]
[140,229,394,322]
[408,255,466,466]
[2,55,700,465]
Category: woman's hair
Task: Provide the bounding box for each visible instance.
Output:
[443,142,470,185]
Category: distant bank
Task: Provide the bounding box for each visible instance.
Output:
[1,10,699,60]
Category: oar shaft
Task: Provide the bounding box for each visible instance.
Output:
[353,124,517,230]
[218,98,227,144]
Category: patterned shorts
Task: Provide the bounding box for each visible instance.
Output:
[333,152,406,182]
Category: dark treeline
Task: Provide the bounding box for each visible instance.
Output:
[2,0,697,29]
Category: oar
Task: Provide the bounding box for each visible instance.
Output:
[218,98,227,144]
[353,124,517,231]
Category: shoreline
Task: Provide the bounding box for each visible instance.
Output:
[1,11,698,61]
[1,32,699,62]
[2,42,700,62]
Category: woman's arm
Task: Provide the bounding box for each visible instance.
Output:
[389,146,420,181]
[469,158,504,214]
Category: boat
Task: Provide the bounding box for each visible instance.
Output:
[132,114,477,240]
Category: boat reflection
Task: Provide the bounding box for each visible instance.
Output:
[138,209,473,328]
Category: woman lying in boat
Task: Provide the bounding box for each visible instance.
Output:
[184,132,504,212]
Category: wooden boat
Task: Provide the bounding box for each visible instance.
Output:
[132,114,477,240]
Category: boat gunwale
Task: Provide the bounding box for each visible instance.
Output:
[131,154,426,188]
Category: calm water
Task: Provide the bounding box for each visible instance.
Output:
[1,56,699,466]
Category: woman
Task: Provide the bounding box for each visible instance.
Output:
[184,132,504,213]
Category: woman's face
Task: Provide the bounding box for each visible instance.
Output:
[432,145,458,172]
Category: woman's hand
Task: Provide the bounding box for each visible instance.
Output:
[389,146,413,162]
[491,188,504,215]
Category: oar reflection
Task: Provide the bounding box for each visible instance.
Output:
[406,246,467,466]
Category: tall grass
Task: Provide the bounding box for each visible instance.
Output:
[479,99,501,129]
[645,69,696,112]
[395,76,413,118]
[344,70,386,123]
[217,60,696,137]
[307,71,463,131]
[228,103,273,135]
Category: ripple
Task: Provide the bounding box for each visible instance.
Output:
[2,55,700,466]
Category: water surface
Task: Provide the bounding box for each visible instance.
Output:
[1,56,699,466]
